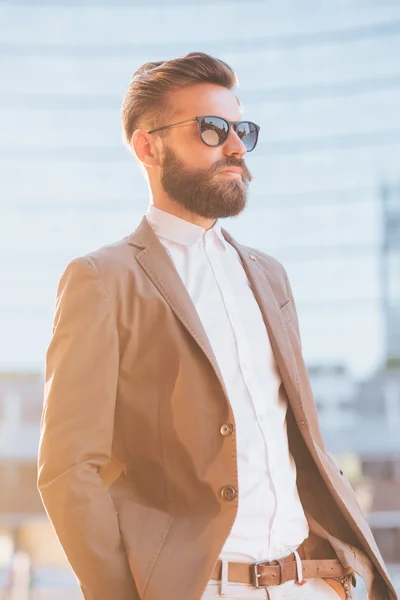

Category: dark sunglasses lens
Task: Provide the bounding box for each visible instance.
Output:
[200,117,229,146]
[236,122,258,151]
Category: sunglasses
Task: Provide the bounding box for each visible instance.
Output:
[148,115,260,152]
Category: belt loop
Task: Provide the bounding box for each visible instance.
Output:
[293,549,307,586]
[219,560,229,597]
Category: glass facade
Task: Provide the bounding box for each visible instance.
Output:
[1,3,400,370]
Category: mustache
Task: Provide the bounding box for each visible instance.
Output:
[211,157,253,182]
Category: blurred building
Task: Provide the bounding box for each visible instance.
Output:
[2,1,400,380]
[0,372,81,598]
[304,182,400,565]
[0,372,43,519]
[380,183,400,364]
[308,363,358,430]
[310,363,400,564]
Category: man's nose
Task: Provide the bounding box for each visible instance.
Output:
[223,126,248,158]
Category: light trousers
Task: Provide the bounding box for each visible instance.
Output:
[201,577,343,599]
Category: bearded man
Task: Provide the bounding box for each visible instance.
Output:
[37,52,396,600]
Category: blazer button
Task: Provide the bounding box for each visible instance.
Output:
[221,486,236,501]
[220,423,234,437]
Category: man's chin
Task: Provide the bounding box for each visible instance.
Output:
[165,183,247,220]
[204,200,247,220]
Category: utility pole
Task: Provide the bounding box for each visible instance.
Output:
[379,182,400,368]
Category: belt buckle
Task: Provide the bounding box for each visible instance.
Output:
[252,559,282,589]
[252,560,266,589]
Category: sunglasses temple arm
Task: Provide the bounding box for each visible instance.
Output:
[149,117,197,134]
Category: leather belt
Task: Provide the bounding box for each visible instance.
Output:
[211,554,353,588]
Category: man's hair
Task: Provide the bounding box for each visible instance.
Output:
[121,51,240,148]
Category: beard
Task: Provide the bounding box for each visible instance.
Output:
[160,145,253,220]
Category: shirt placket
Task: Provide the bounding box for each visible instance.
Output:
[203,237,281,557]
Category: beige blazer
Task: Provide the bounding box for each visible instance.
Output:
[37,216,397,600]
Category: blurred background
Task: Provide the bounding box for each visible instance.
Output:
[1,0,400,598]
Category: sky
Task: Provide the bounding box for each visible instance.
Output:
[1,0,400,378]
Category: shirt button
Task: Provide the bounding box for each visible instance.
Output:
[220,486,236,501]
[249,254,256,261]
[220,423,234,437]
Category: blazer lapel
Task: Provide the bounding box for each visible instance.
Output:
[127,217,228,398]
[127,216,303,420]
[221,228,306,421]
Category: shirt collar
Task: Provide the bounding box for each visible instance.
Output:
[145,205,227,250]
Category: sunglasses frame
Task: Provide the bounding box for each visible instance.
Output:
[147,115,260,152]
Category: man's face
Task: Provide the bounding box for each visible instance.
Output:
[157,83,254,220]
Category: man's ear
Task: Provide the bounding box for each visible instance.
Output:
[131,129,161,168]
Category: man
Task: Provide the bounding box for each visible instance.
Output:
[37,52,396,600]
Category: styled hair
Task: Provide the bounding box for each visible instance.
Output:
[121,51,240,147]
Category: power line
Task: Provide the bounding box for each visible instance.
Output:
[245,75,400,103]
[1,20,400,56]
[1,0,255,6]
[272,244,378,260]
[2,74,400,111]
[261,129,400,154]
[253,186,379,207]
[1,129,400,162]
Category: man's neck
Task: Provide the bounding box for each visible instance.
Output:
[149,198,216,231]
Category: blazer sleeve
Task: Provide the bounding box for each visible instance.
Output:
[37,258,139,600]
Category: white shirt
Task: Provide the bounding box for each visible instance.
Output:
[145,205,309,563]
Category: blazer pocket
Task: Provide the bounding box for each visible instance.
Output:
[280,300,296,325]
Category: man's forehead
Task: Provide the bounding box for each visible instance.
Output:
[168,84,242,120]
